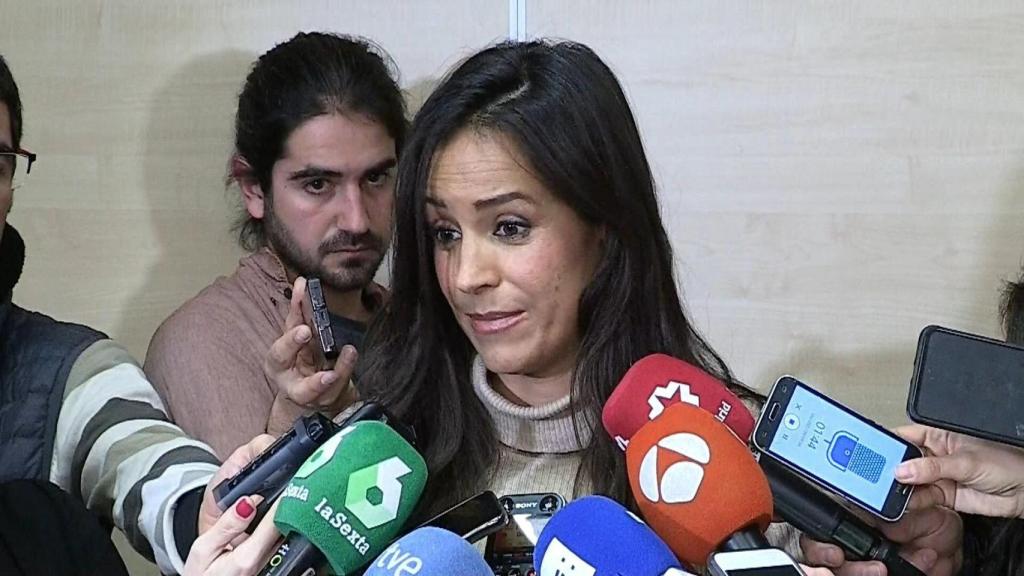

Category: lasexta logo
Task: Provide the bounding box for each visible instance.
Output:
[345,456,413,529]
[638,433,710,504]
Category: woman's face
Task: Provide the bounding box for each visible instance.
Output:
[426,129,604,380]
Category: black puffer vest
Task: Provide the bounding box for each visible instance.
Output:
[0,225,104,482]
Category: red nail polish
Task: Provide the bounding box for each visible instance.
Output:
[236,498,255,519]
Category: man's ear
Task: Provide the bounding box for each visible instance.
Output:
[232,154,265,220]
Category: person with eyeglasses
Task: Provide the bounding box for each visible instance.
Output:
[0,53,288,576]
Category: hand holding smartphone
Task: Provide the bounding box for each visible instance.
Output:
[753,376,920,521]
[264,277,356,426]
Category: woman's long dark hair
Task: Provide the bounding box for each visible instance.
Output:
[962,273,1024,576]
[359,40,757,517]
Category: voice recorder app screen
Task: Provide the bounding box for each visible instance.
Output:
[771,386,905,511]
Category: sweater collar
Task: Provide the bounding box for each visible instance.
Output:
[0,224,25,303]
[471,355,591,454]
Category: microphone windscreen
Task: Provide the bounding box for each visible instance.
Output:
[626,403,772,566]
[603,354,754,448]
[364,527,492,575]
[273,420,427,574]
[534,495,693,576]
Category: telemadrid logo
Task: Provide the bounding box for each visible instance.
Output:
[638,433,710,504]
[647,381,700,420]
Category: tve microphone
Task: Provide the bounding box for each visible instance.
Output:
[260,420,427,576]
[626,403,773,566]
[603,354,754,449]
[534,495,693,576]
[759,457,925,576]
[364,527,491,576]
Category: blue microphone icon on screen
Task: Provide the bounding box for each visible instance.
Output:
[827,431,885,484]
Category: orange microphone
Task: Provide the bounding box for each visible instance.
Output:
[626,403,773,567]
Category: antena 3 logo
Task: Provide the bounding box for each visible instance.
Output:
[638,433,710,504]
[647,381,700,420]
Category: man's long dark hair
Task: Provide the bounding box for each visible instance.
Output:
[358,39,757,517]
[230,32,406,251]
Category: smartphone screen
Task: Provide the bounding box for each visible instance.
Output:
[727,568,803,576]
[910,325,1024,448]
[709,550,804,576]
[754,376,919,520]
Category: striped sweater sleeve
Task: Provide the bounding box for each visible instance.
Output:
[49,339,221,574]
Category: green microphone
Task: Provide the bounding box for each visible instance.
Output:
[261,420,427,576]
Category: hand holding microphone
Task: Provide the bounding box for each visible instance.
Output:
[184,496,282,576]
[893,423,1024,520]
[201,434,278,537]
[759,457,925,576]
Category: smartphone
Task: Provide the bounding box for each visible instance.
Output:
[485,493,564,576]
[708,549,805,576]
[305,277,339,369]
[909,325,1024,448]
[417,490,509,544]
[753,376,921,521]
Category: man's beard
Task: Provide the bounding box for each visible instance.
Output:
[263,206,387,293]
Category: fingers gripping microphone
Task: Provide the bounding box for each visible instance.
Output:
[260,420,427,576]
[759,458,925,576]
[603,354,754,449]
[364,527,492,576]
[533,495,694,576]
[626,403,773,566]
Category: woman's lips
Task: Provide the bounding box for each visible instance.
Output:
[466,311,525,335]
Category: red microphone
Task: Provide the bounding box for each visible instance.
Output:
[603,354,754,449]
[625,403,773,566]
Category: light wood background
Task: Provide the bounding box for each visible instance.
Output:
[5,1,1024,573]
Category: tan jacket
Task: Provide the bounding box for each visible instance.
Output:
[144,248,381,457]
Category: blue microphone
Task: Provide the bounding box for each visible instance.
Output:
[534,496,695,576]
[364,527,491,576]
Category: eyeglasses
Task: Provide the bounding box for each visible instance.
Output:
[0,147,37,191]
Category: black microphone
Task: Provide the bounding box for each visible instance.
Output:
[758,457,925,576]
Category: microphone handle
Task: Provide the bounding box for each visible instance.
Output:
[760,459,924,576]
[259,534,324,576]
[718,527,771,551]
